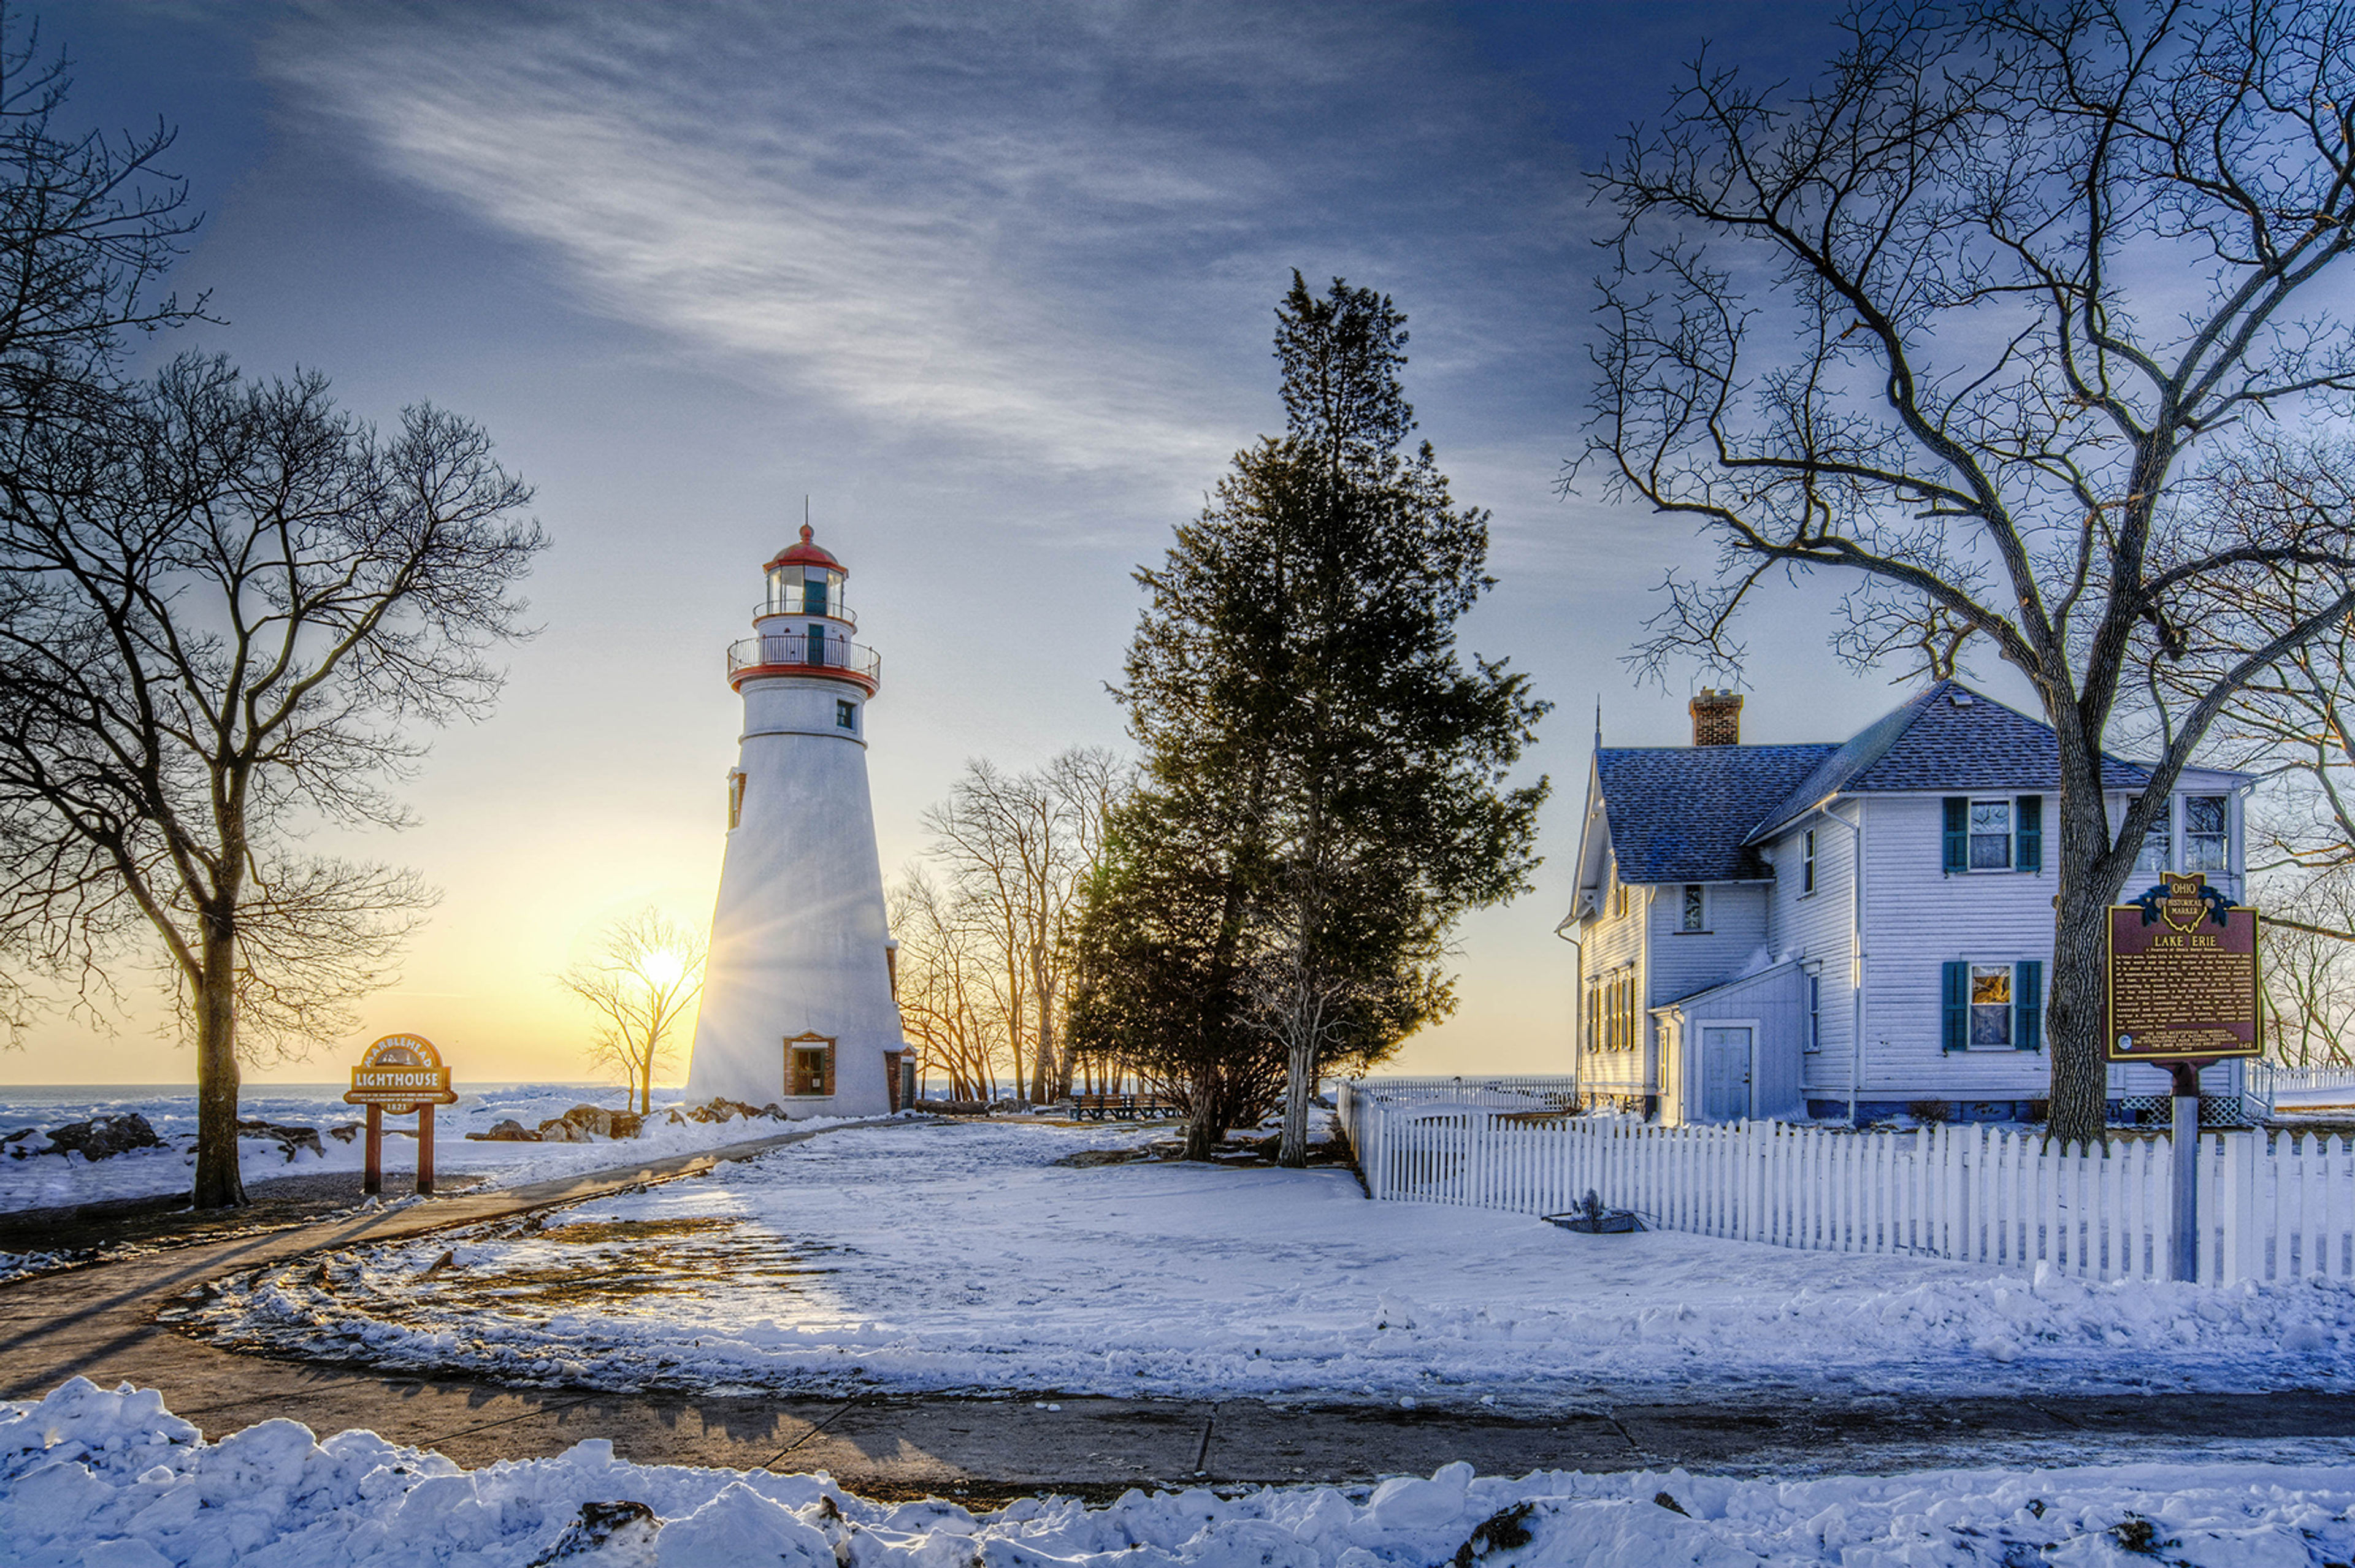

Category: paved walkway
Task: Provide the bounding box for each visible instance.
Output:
[4,1126,2351,1499]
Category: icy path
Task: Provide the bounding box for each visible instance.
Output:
[190,1119,2355,1402]
[3,1378,2353,1567]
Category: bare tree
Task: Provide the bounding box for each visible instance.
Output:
[0,355,543,1206]
[0,9,208,436]
[557,908,705,1114]
[2261,903,2355,1065]
[1579,0,2355,1141]
[888,866,1006,1101]
[917,748,1127,1106]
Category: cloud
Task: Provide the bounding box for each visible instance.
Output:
[259,1,1582,495]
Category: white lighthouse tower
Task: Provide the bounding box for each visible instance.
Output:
[686,523,906,1118]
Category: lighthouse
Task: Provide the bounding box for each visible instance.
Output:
[685,523,906,1118]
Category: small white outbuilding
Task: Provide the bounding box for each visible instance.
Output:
[685,524,909,1118]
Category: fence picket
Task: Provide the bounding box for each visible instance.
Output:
[1336,1079,2349,1288]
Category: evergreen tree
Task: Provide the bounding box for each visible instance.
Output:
[1072,273,1547,1164]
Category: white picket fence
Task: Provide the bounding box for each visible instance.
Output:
[2253,1061,2355,1104]
[1338,1078,2355,1286]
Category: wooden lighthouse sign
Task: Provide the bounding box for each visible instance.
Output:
[344,1033,459,1195]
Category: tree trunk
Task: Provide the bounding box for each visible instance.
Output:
[191,913,247,1209]
[1184,1065,1222,1160]
[2047,751,2118,1147]
[1278,1035,1314,1168]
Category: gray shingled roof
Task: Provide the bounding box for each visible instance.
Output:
[1744,679,2154,843]
[1596,744,1837,883]
[1595,679,2235,884]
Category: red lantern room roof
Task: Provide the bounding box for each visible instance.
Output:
[765,524,846,576]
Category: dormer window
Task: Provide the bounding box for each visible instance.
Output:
[2185,795,2229,871]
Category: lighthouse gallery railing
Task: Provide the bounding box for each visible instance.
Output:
[727,633,883,683]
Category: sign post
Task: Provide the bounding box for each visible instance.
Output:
[343,1034,459,1196]
[2107,873,2261,1282]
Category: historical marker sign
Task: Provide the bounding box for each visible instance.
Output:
[2106,873,2261,1063]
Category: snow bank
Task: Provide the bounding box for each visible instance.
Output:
[0,1085,829,1215]
[188,1119,2355,1402]
[3,1379,2351,1567]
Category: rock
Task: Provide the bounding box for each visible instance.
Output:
[2,1127,37,1158]
[608,1111,643,1139]
[537,1117,588,1142]
[327,1123,362,1144]
[1056,1149,1144,1168]
[662,1108,688,1126]
[236,1119,324,1163]
[687,1097,767,1124]
[40,1112,167,1161]
[529,1499,659,1566]
[471,1119,540,1142]
[562,1104,617,1139]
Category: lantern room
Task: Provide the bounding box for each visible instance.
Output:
[760,524,852,625]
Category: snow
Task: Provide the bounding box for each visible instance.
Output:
[2,1378,2351,1567]
[189,1119,2355,1403]
[0,1085,832,1215]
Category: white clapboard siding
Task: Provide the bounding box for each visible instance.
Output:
[1338,1079,2355,1287]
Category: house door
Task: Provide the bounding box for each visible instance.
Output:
[1701,1027,1752,1122]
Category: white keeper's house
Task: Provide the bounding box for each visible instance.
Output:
[1563,680,2253,1126]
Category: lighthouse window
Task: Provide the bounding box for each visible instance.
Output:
[787,1040,835,1097]
[727,771,745,829]
[837,700,856,731]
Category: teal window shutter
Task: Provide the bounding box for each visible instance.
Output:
[1942,798,1968,873]
[1942,960,1969,1051]
[2016,795,2043,872]
[2015,960,2042,1050]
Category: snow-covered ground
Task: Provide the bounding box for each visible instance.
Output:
[2,1378,2350,1567]
[0,1084,822,1215]
[188,1119,2355,1404]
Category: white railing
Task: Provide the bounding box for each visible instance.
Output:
[1336,1076,1580,1111]
[2252,1061,2355,1106]
[1336,1079,2355,1287]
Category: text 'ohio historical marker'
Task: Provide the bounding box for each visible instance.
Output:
[2107,873,2260,1063]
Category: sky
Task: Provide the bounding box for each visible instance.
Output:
[6,0,1950,1087]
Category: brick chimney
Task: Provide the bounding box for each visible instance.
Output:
[1689,687,1743,746]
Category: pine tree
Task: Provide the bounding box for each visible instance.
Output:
[1073,273,1547,1164]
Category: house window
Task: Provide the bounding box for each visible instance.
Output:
[1681,884,1706,932]
[2184,795,2229,873]
[1970,964,2012,1047]
[1969,799,2012,869]
[837,699,857,731]
[1801,830,1817,895]
[1806,973,1821,1052]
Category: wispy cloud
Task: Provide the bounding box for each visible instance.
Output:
[260,1,1582,494]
